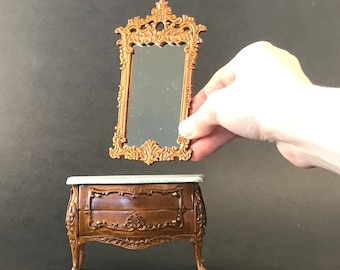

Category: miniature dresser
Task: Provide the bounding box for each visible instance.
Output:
[66,174,206,270]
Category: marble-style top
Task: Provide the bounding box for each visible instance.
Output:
[66,174,204,185]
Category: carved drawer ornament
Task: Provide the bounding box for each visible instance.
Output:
[94,235,179,250]
[87,186,185,231]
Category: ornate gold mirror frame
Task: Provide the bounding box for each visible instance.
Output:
[109,0,206,165]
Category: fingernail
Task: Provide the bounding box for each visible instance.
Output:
[178,118,195,138]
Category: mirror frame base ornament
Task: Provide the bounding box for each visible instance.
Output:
[109,0,206,165]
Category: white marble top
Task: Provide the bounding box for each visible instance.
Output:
[66,174,204,185]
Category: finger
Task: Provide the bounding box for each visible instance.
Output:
[189,89,207,115]
[202,64,236,96]
[190,126,236,161]
[188,64,236,116]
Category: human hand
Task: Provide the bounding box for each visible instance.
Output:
[179,41,312,162]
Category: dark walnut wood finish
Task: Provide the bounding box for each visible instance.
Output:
[66,183,207,270]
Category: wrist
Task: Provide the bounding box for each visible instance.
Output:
[268,83,340,173]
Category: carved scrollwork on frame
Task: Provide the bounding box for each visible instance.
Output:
[87,186,185,232]
[109,0,206,165]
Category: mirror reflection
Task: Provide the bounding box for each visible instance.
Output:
[127,45,185,147]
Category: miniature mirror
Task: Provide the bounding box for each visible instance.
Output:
[109,0,206,165]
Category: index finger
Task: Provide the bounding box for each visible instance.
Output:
[203,64,236,96]
[189,89,208,115]
[189,64,236,116]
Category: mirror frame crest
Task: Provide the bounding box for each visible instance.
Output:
[109,0,206,165]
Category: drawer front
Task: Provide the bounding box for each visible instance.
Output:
[79,184,194,211]
[79,210,195,236]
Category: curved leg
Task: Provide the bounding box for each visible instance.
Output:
[69,239,85,270]
[66,186,81,270]
[193,184,207,270]
[70,239,81,270]
[194,241,207,270]
[78,244,85,268]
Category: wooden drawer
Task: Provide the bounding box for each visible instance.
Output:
[79,184,194,211]
[77,183,197,236]
[79,209,195,236]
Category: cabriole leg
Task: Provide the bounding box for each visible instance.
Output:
[69,240,81,270]
[66,186,81,270]
[194,241,207,270]
[78,244,85,268]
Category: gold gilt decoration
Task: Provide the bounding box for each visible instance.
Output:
[109,0,206,165]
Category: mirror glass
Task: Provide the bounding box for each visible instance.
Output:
[127,45,185,147]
